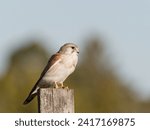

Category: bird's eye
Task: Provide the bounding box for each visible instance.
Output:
[71,46,75,49]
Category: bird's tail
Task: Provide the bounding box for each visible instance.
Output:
[23,93,37,105]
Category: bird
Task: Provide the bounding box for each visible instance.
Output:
[23,43,79,105]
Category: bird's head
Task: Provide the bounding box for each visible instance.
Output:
[58,43,79,55]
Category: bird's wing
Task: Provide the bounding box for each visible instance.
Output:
[28,53,61,95]
[40,53,61,78]
[23,53,62,104]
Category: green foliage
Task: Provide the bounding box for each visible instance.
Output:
[0,42,49,112]
[0,39,150,112]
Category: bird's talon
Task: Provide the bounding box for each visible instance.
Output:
[66,86,69,89]
[54,82,59,88]
[62,86,69,89]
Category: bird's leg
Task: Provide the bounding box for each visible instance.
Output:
[54,81,59,88]
[61,83,69,89]
[60,82,64,88]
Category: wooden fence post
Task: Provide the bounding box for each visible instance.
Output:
[37,88,74,113]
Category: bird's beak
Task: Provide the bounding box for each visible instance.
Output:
[76,48,79,54]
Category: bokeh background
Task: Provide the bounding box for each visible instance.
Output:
[0,0,150,112]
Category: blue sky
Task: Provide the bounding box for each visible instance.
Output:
[0,0,150,98]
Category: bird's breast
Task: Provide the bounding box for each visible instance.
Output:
[63,53,78,71]
[43,53,78,83]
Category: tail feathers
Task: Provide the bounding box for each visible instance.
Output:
[23,93,37,105]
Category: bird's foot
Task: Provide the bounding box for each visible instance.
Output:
[62,86,69,89]
[54,82,59,88]
[53,82,69,89]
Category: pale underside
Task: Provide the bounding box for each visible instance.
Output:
[33,53,78,93]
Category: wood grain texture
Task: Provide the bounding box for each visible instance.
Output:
[38,88,74,113]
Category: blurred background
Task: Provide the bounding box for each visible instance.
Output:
[0,0,150,112]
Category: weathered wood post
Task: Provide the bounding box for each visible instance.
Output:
[37,88,74,113]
